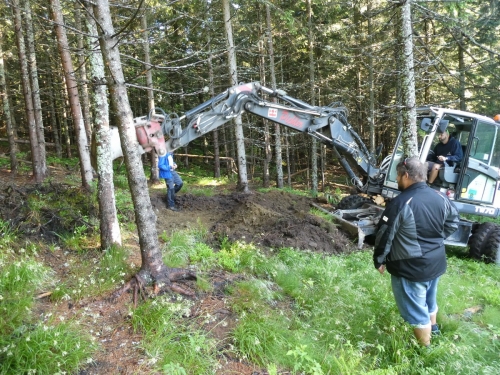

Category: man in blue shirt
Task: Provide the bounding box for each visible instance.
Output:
[158,152,183,211]
[427,130,463,184]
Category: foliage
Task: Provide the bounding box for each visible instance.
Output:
[323,187,343,205]
[131,295,218,374]
[0,219,17,249]
[50,246,133,303]
[23,184,99,240]
[0,323,97,375]
[0,256,96,375]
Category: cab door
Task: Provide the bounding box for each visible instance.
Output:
[456,121,500,205]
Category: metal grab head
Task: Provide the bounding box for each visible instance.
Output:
[134,116,167,156]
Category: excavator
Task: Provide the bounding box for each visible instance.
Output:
[123,81,500,264]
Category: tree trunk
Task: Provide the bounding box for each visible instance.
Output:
[258,23,271,188]
[141,13,160,184]
[59,81,72,158]
[24,0,47,176]
[458,42,466,111]
[367,3,376,153]
[50,0,93,190]
[285,128,291,188]
[307,0,318,194]
[223,0,248,192]
[207,35,221,178]
[47,73,62,158]
[265,3,283,188]
[397,0,418,157]
[92,0,194,295]
[206,19,220,178]
[0,32,18,173]
[85,3,121,249]
[74,2,92,142]
[11,0,44,182]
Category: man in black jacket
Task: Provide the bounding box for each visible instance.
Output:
[374,157,459,346]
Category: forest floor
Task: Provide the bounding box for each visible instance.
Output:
[0,166,360,374]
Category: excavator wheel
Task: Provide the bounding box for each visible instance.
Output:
[468,222,498,259]
[337,195,373,210]
[481,227,500,264]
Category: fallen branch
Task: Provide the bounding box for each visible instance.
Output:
[0,138,56,146]
[36,292,53,299]
[0,156,66,171]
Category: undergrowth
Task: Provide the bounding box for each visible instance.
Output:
[0,237,97,374]
[1,163,500,374]
[158,228,500,374]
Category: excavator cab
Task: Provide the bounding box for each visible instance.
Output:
[418,109,500,210]
[384,108,500,208]
[380,108,500,254]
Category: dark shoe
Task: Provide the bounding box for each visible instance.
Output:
[431,324,441,336]
[169,206,179,212]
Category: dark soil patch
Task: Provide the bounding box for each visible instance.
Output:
[152,190,353,254]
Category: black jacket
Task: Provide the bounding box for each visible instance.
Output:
[430,137,463,166]
[373,182,459,281]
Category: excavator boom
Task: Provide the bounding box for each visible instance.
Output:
[155,82,379,190]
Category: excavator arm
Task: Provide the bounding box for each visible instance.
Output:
[154,82,380,191]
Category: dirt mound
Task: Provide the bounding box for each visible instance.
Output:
[0,168,355,255]
[153,190,354,254]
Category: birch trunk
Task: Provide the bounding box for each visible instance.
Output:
[92,0,194,294]
[85,3,121,249]
[223,0,248,192]
[398,0,418,157]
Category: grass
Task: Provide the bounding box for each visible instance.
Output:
[50,245,133,303]
[1,159,500,374]
[3,218,500,374]
[0,254,97,375]
[154,228,500,374]
[131,295,218,374]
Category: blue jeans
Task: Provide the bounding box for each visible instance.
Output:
[391,275,439,328]
[165,171,183,208]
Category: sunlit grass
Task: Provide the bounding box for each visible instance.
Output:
[151,174,232,196]
[0,257,54,332]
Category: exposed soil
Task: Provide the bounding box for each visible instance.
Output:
[0,167,357,374]
[151,189,353,255]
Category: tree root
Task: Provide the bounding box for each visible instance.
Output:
[110,267,197,305]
